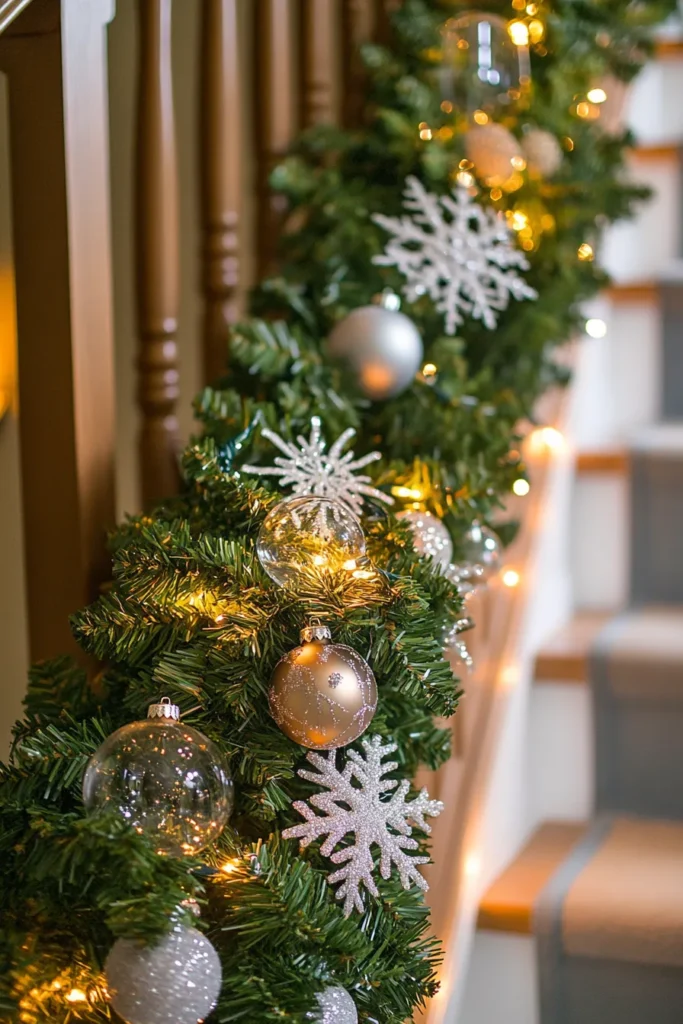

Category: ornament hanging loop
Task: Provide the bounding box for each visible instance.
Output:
[300,623,333,644]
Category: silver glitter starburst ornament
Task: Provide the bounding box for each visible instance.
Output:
[373,175,537,333]
[242,417,393,519]
[283,734,444,916]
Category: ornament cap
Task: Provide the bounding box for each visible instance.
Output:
[148,696,181,721]
[373,288,401,311]
[300,623,333,644]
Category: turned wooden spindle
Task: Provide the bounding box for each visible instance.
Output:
[300,0,337,128]
[199,0,241,384]
[254,0,297,278]
[341,0,377,127]
[135,0,181,508]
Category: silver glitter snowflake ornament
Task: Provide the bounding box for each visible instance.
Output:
[283,734,444,916]
[373,175,537,334]
[242,417,393,518]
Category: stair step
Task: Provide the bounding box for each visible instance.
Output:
[576,449,628,474]
[632,420,683,455]
[534,612,613,683]
[604,281,658,302]
[478,822,586,934]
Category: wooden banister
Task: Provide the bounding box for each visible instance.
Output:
[135,0,181,508]
[0,0,116,661]
[254,0,297,279]
[341,0,376,126]
[300,0,338,128]
[199,0,241,384]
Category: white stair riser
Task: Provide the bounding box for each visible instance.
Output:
[528,682,594,828]
[459,933,539,1024]
[627,61,683,145]
[572,474,629,609]
[601,158,681,282]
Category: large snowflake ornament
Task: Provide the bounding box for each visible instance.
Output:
[283,734,444,916]
[242,417,393,518]
[373,175,538,334]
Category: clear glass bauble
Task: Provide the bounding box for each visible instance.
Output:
[397,509,453,571]
[461,521,502,583]
[440,11,530,117]
[256,495,366,588]
[83,719,234,856]
[105,924,222,1024]
[312,985,358,1024]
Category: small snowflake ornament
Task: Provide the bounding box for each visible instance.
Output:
[283,734,444,916]
[373,175,537,334]
[242,417,393,518]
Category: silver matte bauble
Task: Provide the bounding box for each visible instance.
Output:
[397,510,453,571]
[522,128,563,178]
[312,985,358,1023]
[461,521,502,583]
[105,925,222,1024]
[327,303,423,400]
[83,700,233,857]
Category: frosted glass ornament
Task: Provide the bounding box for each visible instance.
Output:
[257,495,366,588]
[523,128,563,178]
[83,700,233,856]
[465,122,523,186]
[397,510,453,571]
[313,985,358,1023]
[461,521,502,582]
[440,11,530,117]
[105,925,222,1024]
[327,297,423,400]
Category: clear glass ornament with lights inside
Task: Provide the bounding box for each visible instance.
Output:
[256,495,367,589]
[83,698,234,856]
[460,520,502,584]
[439,11,530,119]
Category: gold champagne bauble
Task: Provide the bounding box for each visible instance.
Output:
[269,625,377,750]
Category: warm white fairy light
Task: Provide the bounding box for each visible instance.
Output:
[585,317,607,339]
[502,568,521,588]
[513,478,531,496]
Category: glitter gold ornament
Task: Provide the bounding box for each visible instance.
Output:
[465,122,524,186]
[269,625,377,750]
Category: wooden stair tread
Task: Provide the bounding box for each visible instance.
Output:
[656,39,683,59]
[534,612,613,683]
[478,822,586,934]
[576,449,629,474]
[604,281,658,303]
[630,142,680,163]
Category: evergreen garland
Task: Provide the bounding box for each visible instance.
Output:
[0,2,676,1022]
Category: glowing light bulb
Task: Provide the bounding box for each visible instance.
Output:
[585,318,607,339]
[66,989,87,1003]
[577,242,594,261]
[312,554,327,566]
[587,87,607,104]
[508,20,530,46]
[513,478,531,496]
[421,362,438,379]
[473,109,489,125]
[220,860,239,875]
[464,853,481,878]
[502,569,520,588]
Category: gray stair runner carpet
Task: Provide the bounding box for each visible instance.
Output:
[533,408,683,1020]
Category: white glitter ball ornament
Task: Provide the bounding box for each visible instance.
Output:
[522,128,563,178]
[327,299,423,400]
[312,985,358,1023]
[105,925,222,1024]
[465,122,523,185]
[397,509,453,571]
